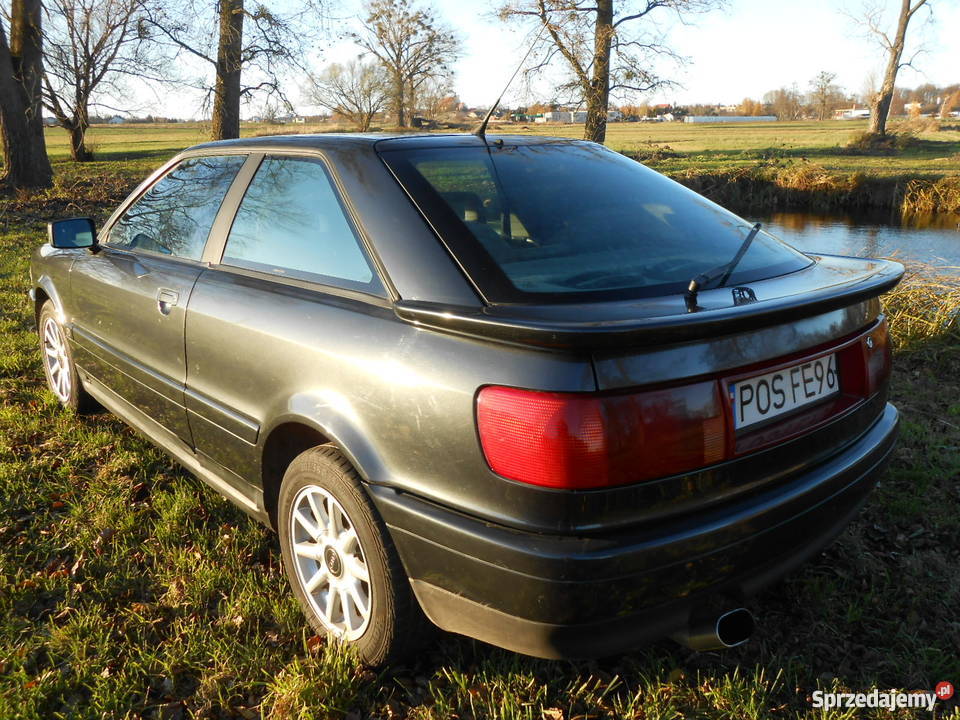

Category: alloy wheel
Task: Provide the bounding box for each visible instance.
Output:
[42,317,71,403]
[290,485,372,640]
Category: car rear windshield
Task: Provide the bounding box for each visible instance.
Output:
[379,142,812,303]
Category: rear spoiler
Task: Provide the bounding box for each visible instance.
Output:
[394,257,905,351]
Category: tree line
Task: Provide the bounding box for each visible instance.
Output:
[0,0,942,189]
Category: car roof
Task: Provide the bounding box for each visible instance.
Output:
[185,133,584,154]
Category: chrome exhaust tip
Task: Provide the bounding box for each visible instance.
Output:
[671,607,755,651]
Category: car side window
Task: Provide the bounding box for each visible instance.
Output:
[108,155,246,260]
[221,155,383,294]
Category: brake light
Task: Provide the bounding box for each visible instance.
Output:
[476,383,726,489]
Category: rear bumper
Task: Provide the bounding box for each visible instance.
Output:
[370,403,899,659]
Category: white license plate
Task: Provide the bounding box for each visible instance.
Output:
[729,354,839,430]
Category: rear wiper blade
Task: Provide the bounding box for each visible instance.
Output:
[685,222,762,308]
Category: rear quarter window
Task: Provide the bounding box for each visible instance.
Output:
[222,155,384,295]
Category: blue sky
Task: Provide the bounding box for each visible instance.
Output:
[130,0,960,118]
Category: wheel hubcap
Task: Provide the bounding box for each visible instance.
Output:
[42,317,71,403]
[290,485,371,640]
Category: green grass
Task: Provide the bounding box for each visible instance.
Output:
[34,118,960,179]
[2,146,960,719]
[506,119,960,177]
[29,119,960,215]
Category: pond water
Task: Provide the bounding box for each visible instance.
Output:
[747,210,960,271]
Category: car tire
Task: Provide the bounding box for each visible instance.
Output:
[38,301,98,413]
[278,445,431,666]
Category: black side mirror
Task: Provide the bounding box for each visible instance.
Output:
[48,217,97,249]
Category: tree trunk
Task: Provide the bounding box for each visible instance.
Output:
[939,90,959,120]
[68,121,92,161]
[392,74,406,128]
[868,0,924,136]
[212,0,243,140]
[583,0,613,144]
[0,0,53,188]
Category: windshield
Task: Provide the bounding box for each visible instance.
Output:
[380,141,813,304]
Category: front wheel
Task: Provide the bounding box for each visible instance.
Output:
[38,301,97,413]
[277,445,431,666]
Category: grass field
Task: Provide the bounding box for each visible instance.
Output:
[38,119,960,176]
[1,127,959,718]
[30,119,960,216]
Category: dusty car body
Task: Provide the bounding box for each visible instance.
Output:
[30,134,902,663]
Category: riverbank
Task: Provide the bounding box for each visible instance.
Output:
[667,162,960,215]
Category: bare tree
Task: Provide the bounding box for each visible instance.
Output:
[305,60,388,131]
[145,0,321,140]
[414,73,452,120]
[860,69,878,106]
[763,86,804,121]
[353,0,460,128]
[499,0,722,144]
[212,0,243,139]
[940,86,960,119]
[857,0,932,135]
[736,97,762,116]
[808,71,842,120]
[42,0,166,160]
[0,0,53,188]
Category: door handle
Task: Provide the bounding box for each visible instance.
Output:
[156,288,179,316]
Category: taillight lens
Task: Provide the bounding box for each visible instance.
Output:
[476,382,726,490]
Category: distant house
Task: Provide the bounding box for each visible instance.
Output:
[684,115,776,124]
[42,117,58,127]
[834,108,871,120]
[108,116,126,124]
[542,110,573,123]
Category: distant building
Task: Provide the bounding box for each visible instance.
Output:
[684,115,776,124]
[108,116,126,124]
[834,108,871,120]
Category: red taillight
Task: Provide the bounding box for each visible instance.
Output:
[476,383,726,490]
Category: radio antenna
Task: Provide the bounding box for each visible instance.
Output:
[473,23,547,139]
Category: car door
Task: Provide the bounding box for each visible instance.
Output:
[183,153,389,485]
[68,154,248,443]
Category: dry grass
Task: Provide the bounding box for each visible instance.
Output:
[902,176,960,214]
[882,262,960,351]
